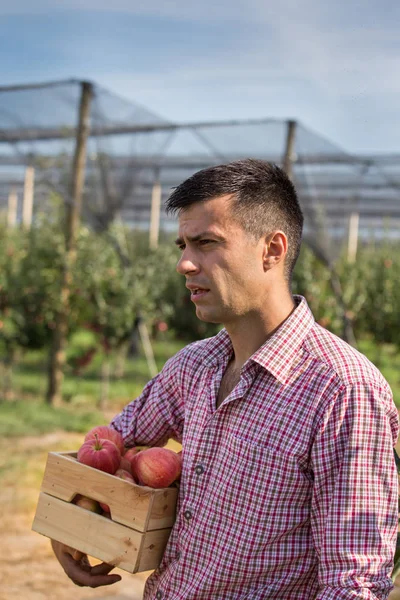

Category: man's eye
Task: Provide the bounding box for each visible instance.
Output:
[199,239,212,246]
[178,244,186,252]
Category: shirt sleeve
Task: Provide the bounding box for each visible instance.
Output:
[311,381,399,599]
[109,349,186,448]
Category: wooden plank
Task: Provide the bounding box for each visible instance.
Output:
[32,492,142,572]
[137,528,173,573]
[32,492,172,573]
[147,487,178,531]
[40,452,177,532]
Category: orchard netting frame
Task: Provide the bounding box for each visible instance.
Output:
[0,78,398,261]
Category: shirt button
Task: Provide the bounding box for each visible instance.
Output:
[156,591,163,599]
[176,551,181,559]
[194,464,204,475]
[184,509,193,521]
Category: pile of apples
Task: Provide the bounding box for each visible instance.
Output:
[73,425,182,516]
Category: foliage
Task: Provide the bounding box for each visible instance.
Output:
[0,202,66,357]
[0,337,187,436]
[2,214,400,388]
[292,242,400,349]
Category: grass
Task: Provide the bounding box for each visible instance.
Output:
[0,335,399,439]
[358,338,400,406]
[0,400,104,438]
[0,335,186,437]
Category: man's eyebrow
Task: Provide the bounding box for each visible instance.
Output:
[174,232,224,246]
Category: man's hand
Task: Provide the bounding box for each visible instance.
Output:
[51,540,122,588]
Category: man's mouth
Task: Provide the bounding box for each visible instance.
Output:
[187,286,210,300]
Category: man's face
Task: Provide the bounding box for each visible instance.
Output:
[175,195,268,326]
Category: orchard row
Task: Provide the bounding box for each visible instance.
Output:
[1,215,399,365]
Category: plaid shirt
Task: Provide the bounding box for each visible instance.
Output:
[111,296,399,599]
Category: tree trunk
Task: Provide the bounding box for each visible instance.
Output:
[304,236,357,348]
[46,81,93,405]
[114,341,129,379]
[98,356,110,411]
[1,361,14,402]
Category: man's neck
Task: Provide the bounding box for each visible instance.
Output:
[224,293,296,370]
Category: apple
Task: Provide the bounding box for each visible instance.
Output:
[130,447,182,489]
[73,494,102,514]
[77,434,121,474]
[84,426,125,456]
[100,501,111,514]
[120,446,147,474]
[114,468,135,482]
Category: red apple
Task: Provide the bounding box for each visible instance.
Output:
[77,435,121,474]
[114,468,135,482]
[131,447,182,489]
[100,501,111,514]
[84,426,125,456]
[73,494,102,514]
[120,446,147,474]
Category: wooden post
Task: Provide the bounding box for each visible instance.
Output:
[149,168,161,250]
[138,320,158,379]
[347,212,359,263]
[7,189,18,227]
[282,120,297,179]
[22,166,34,229]
[99,356,110,410]
[46,81,93,405]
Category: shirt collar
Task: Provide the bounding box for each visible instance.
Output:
[201,295,315,385]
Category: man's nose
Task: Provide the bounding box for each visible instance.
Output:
[176,249,200,275]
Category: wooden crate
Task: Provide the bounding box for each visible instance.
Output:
[32,451,178,573]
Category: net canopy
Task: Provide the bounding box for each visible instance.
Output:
[0,79,399,257]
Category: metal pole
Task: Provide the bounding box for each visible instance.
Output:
[46,81,93,405]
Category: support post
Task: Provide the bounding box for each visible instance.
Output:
[7,189,18,227]
[282,120,297,180]
[46,81,93,405]
[138,320,158,379]
[347,212,359,263]
[22,166,34,229]
[149,168,161,250]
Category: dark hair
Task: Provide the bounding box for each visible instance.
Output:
[165,159,303,280]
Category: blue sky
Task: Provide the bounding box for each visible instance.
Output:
[1,0,399,154]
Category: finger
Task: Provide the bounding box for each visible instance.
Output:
[72,549,85,561]
[90,562,120,576]
[77,573,122,588]
[62,553,121,588]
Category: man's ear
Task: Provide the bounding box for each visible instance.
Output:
[262,231,288,271]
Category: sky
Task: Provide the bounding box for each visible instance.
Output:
[0,0,399,154]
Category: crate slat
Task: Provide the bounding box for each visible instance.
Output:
[32,492,172,573]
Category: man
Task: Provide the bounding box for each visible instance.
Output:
[52,159,399,599]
